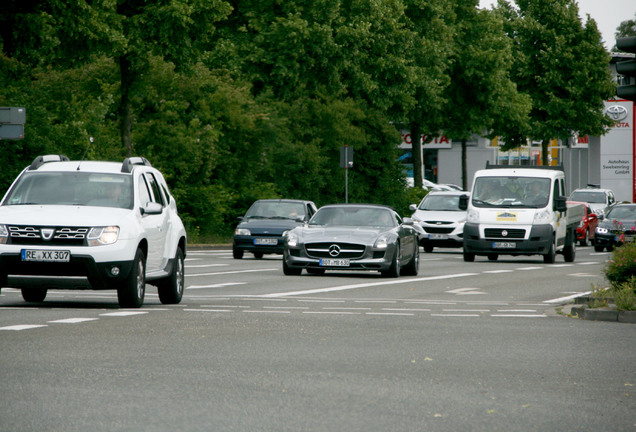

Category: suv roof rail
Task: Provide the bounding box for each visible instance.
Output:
[29,154,70,170]
[121,157,152,173]
[485,162,564,171]
[586,183,600,188]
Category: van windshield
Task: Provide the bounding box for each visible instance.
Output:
[472,177,550,208]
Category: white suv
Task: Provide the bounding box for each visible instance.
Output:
[0,155,187,308]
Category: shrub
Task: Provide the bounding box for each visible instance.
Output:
[603,241,636,288]
[613,277,636,311]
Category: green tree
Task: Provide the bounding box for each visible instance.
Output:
[498,0,616,164]
[615,12,636,42]
[443,0,530,188]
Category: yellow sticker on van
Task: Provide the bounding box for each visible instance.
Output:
[497,212,517,222]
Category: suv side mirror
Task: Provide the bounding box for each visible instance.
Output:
[141,202,163,215]
[554,196,567,212]
[458,195,468,211]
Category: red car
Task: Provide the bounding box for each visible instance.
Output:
[568,201,599,246]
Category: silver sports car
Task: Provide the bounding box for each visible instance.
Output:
[282,204,420,277]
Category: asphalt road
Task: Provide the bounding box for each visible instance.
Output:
[0,246,634,432]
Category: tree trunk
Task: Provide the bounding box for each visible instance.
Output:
[411,122,423,188]
[119,54,134,157]
[541,139,549,166]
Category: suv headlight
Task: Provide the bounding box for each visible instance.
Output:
[0,224,7,245]
[235,228,251,236]
[88,226,119,246]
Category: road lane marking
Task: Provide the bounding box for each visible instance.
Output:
[100,311,149,317]
[445,288,486,295]
[491,314,546,318]
[261,273,478,298]
[483,270,514,274]
[186,268,279,277]
[543,291,592,304]
[187,282,246,289]
[48,318,99,324]
[0,324,48,331]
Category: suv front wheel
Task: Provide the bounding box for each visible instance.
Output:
[118,248,146,308]
[157,248,185,304]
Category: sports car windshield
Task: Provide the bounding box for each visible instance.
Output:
[309,207,395,227]
[2,171,133,209]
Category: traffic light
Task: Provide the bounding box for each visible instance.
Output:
[616,37,636,101]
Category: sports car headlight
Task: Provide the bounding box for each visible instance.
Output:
[286,232,299,247]
[374,234,390,249]
[235,228,251,236]
[87,226,119,246]
[0,224,8,245]
[596,226,608,234]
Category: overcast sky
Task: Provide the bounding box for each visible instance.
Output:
[478,0,636,50]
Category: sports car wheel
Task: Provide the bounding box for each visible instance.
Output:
[282,259,302,276]
[402,244,419,276]
[382,244,401,278]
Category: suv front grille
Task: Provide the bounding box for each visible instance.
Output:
[8,225,88,246]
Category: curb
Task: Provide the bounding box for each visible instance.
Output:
[568,304,636,323]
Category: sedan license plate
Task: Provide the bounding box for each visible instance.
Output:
[254,238,278,246]
[492,242,516,249]
[428,234,448,240]
[320,258,350,267]
[21,249,70,262]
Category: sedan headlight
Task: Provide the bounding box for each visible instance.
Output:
[87,226,119,246]
[374,234,390,249]
[235,228,251,236]
[285,232,299,247]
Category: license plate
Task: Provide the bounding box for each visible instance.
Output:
[428,234,448,240]
[254,238,277,245]
[320,258,350,267]
[21,249,70,262]
[492,242,516,249]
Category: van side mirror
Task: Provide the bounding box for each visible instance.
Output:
[458,195,468,211]
[554,196,567,212]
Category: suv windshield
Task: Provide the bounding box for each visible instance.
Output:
[472,176,550,208]
[2,171,133,209]
[245,201,306,220]
[418,194,462,211]
[569,190,606,204]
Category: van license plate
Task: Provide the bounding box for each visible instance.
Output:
[21,249,71,262]
[492,242,515,249]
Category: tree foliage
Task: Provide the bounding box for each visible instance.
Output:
[0,0,619,241]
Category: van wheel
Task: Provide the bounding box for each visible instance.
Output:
[463,251,475,262]
[564,237,576,263]
[22,288,47,302]
[543,243,556,264]
[157,248,185,304]
[118,248,146,308]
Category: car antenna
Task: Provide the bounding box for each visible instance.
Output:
[77,136,94,170]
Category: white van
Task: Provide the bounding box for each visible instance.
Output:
[459,164,582,263]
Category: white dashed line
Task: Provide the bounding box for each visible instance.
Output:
[0,324,48,331]
[48,318,99,324]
